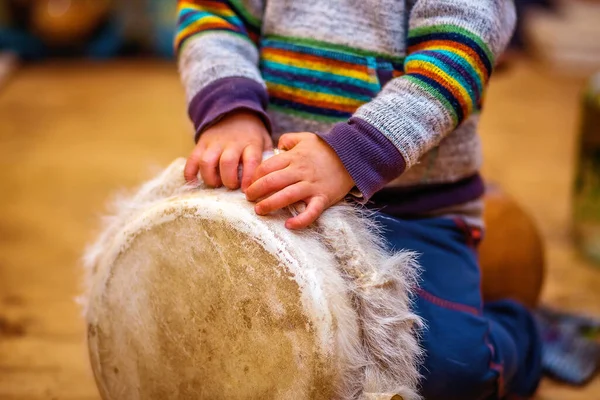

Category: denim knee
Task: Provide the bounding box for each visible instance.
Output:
[417,298,502,399]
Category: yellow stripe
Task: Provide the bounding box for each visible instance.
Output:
[266,82,366,107]
[180,2,204,10]
[262,52,377,84]
[413,44,486,85]
[405,59,474,113]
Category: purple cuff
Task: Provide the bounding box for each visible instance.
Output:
[317,117,406,201]
[188,77,272,142]
[368,173,486,216]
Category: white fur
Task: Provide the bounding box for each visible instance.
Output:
[318,207,423,400]
[83,158,422,400]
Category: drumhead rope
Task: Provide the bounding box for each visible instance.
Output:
[82,158,423,400]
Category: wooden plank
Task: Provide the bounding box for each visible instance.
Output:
[0,61,189,400]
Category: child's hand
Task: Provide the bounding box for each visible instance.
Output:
[184,111,273,191]
[246,132,355,230]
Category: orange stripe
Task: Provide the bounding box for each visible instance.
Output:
[176,21,240,45]
[408,40,489,82]
[262,48,371,74]
[180,20,238,36]
[267,86,362,113]
[407,66,470,117]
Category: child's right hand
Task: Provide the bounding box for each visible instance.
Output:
[184,111,273,191]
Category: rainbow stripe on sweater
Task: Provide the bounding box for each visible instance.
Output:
[175,0,261,52]
[261,37,404,122]
[405,24,494,125]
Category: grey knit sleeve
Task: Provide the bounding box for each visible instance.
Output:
[321,0,516,199]
[175,0,270,140]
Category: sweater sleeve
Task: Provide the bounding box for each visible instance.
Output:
[318,0,516,200]
[176,0,270,141]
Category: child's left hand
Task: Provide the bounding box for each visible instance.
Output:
[245,132,355,230]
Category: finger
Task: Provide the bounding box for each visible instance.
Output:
[241,145,262,192]
[277,133,303,151]
[199,146,222,187]
[183,143,206,183]
[285,196,327,230]
[219,147,243,189]
[263,135,274,152]
[254,182,310,216]
[246,168,300,202]
[251,153,290,183]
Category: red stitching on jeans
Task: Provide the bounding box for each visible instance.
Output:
[485,324,506,399]
[417,288,480,315]
[419,288,508,397]
[490,362,505,398]
[453,217,473,247]
[453,217,484,249]
[419,289,507,396]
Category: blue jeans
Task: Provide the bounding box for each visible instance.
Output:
[374,213,543,400]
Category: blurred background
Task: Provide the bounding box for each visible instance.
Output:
[0,0,600,399]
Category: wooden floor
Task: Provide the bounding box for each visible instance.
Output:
[0,59,599,399]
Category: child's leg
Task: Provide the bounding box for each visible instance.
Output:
[374,213,543,400]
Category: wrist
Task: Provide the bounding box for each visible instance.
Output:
[188,77,272,142]
[317,118,406,202]
[220,110,269,133]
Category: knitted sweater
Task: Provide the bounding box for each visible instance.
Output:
[176,0,516,218]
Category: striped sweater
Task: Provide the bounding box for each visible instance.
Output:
[176,0,516,219]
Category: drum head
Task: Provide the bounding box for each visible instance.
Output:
[86,191,355,400]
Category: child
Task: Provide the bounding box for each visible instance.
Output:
[176,0,543,398]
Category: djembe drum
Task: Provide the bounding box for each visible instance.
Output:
[82,158,422,400]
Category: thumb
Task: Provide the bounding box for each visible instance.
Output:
[277,133,303,151]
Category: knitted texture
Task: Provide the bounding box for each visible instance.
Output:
[261,37,404,122]
[177,0,266,104]
[175,0,261,50]
[176,0,516,210]
[405,24,493,124]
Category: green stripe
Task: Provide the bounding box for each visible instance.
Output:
[269,104,347,123]
[404,75,458,125]
[408,24,494,64]
[261,60,380,91]
[265,34,405,63]
[406,53,477,106]
[228,0,261,29]
[263,38,372,65]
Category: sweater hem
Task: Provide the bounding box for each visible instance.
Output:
[367,173,485,216]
